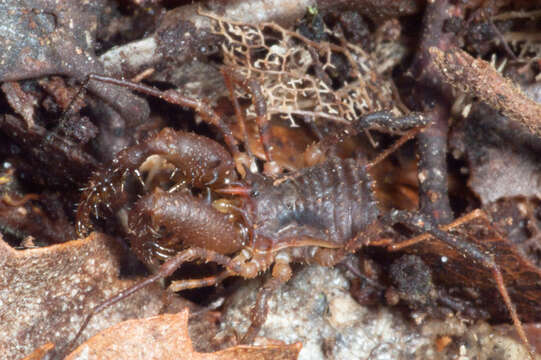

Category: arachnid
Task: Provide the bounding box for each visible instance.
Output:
[68,73,533,359]
[70,71,434,345]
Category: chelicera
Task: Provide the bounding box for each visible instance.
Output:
[68,73,533,358]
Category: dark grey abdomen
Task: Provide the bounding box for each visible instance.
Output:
[253,158,379,246]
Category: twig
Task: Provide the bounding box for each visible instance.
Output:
[430,46,541,137]
[409,0,454,224]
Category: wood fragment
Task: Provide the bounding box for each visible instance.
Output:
[407,0,454,225]
[430,47,541,137]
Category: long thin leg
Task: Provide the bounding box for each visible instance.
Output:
[221,69,259,176]
[367,127,424,167]
[62,247,234,356]
[383,209,533,358]
[168,269,234,292]
[221,70,273,162]
[240,276,283,344]
[387,209,483,251]
[86,74,241,161]
[360,111,429,166]
[62,76,90,123]
[239,253,293,344]
[221,69,251,157]
[304,111,429,166]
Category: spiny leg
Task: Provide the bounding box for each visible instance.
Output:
[62,247,235,356]
[383,209,534,359]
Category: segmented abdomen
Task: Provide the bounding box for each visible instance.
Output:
[252,158,379,248]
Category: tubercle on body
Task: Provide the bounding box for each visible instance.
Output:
[76,128,238,238]
[69,70,531,357]
[77,125,379,270]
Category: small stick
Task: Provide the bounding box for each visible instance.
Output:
[415,105,453,224]
[86,74,242,160]
[487,15,517,60]
[410,0,455,225]
[430,46,541,137]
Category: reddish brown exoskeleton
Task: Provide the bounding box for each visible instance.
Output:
[67,73,532,358]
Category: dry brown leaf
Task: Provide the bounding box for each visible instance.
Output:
[0,233,190,359]
[449,102,541,204]
[398,211,541,323]
[468,146,541,203]
[67,308,301,360]
[20,342,54,360]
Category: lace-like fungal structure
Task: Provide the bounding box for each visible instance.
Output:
[202,11,398,128]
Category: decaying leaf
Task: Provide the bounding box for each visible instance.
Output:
[449,103,541,204]
[21,342,54,360]
[67,308,301,360]
[485,196,541,268]
[0,0,148,125]
[0,233,190,359]
[396,211,541,323]
[468,146,541,204]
